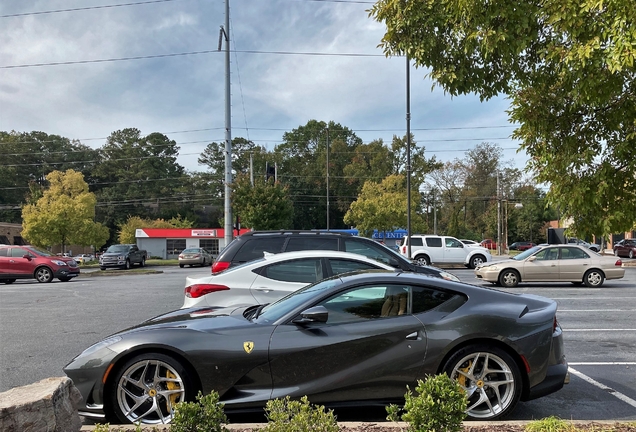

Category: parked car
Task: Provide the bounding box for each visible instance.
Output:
[65,270,568,424]
[480,239,497,250]
[73,254,95,264]
[474,244,625,288]
[614,239,636,259]
[178,247,213,268]
[0,245,80,283]
[211,230,459,281]
[509,242,536,251]
[183,250,460,309]
[99,244,147,270]
[400,235,491,268]
[566,238,600,252]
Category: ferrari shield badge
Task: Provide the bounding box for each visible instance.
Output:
[243,341,254,354]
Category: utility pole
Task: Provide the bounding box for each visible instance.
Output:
[250,153,253,186]
[433,189,437,235]
[406,55,412,259]
[497,172,501,256]
[326,126,330,230]
[221,0,233,246]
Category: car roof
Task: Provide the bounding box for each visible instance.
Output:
[259,250,396,268]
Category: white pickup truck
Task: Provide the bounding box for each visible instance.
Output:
[399,235,491,269]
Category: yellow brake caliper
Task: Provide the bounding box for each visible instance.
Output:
[166,371,181,407]
[456,360,473,388]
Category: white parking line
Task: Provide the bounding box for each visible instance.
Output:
[569,362,636,365]
[564,329,636,331]
[558,309,635,312]
[568,367,636,409]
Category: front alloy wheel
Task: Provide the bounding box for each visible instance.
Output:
[470,255,486,269]
[444,345,521,420]
[35,267,54,283]
[583,269,604,287]
[111,353,193,424]
[498,269,520,288]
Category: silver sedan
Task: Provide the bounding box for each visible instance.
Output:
[474,244,625,287]
[178,247,213,268]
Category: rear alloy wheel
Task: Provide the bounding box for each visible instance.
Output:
[583,269,604,287]
[470,255,486,269]
[110,353,194,425]
[124,260,131,270]
[444,345,521,420]
[498,269,520,288]
[35,267,54,283]
[415,255,431,266]
[140,257,146,267]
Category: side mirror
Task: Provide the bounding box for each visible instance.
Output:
[22,254,32,260]
[528,256,537,262]
[292,306,328,325]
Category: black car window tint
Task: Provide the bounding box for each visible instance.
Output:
[412,285,454,314]
[411,238,423,247]
[262,258,322,283]
[343,239,391,265]
[329,259,379,275]
[319,285,393,324]
[285,237,338,252]
[234,238,286,262]
[426,238,442,247]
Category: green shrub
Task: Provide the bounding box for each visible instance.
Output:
[93,424,111,432]
[170,391,228,432]
[386,374,467,432]
[525,417,577,432]
[262,395,339,432]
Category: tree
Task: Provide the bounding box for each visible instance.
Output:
[344,174,427,236]
[231,173,294,230]
[369,0,636,237]
[21,170,108,251]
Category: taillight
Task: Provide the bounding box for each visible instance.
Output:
[211,261,231,274]
[185,284,230,298]
[615,259,622,267]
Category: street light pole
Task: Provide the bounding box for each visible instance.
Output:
[406,55,412,259]
[326,126,330,231]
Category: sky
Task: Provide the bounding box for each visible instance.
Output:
[0,0,526,174]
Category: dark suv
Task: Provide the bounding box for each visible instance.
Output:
[212,231,459,281]
[0,245,80,283]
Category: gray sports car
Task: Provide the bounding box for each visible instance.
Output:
[64,270,568,425]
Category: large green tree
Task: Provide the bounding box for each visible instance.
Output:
[231,174,294,230]
[370,0,636,237]
[21,170,109,251]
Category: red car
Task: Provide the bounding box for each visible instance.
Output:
[614,239,636,259]
[0,245,80,284]
[480,239,497,250]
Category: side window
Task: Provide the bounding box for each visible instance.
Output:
[261,258,323,283]
[11,248,27,258]
[534,248,559,261]
[234,238,286,262]
[412,285,454,314]
[285,237,338,252]
[0,248,7,257]
[343,239,393,265]
[411,237,424,247]
[445,238,463,248]
[425,238,442,247]
[328,258,380,275]
[560,247,589,260]
[318,285,407,324]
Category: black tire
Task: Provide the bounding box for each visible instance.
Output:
[469,254,486,269]
[415,255,430,266]
[443,344,522,420]
[58,277,72,282]
[100,267,106,271]
[35,267,54,283]
[179,264,184,268]
[583,269,605,287]
[124,259,131,270]
[140,257,146,267]
[108,353,196,425]
[571,282,583,286]
[498,269,520,288]
[3,279,16,284]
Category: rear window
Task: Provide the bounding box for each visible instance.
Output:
[233,238,287,263]
[410,237,423,247]
[285,237,338,252]
[425,238,443,247]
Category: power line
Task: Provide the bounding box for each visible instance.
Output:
[0,0,186,18]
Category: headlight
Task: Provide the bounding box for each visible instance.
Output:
[80,336,122,357]
[118,255,125,260]
[51,260,67,266]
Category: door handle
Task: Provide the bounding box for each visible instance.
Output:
[406,331,420,340]
[254,288,272,293]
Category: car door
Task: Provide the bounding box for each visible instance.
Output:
[442,237,466,263]
[558,246,592,281]
[8,247,34,276]
[267,284,426,404]
[522,247,560,281]
[250,258,324,304]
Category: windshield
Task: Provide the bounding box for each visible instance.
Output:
[106,245,130,253]
[513,246,542,260]
[254,277,340,324]
[26,246,53,256]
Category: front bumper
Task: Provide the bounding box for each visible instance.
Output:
[474,267,500,282]
[54,268,80,279]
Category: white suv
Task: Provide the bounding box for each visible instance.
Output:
[399,235,491,269]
